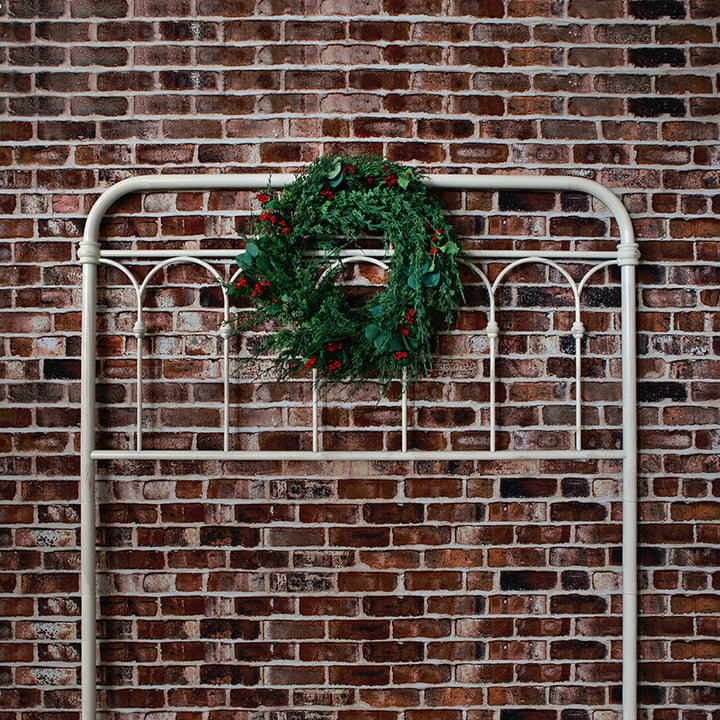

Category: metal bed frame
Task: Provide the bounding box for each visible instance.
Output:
[79,173,639,720]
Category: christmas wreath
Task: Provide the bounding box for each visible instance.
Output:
[227,152,463,391]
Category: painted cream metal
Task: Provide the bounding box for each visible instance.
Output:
[79,173,639,720]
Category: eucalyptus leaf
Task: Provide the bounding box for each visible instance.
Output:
[246,242,260,257]
[374,331,390,350]
[389,334,404,351]
[423,272,441,287]
[328,173,344,188]
[398,172,410,189]
[365,324,380,340]
[407,275,419,290]
[369,305,384,318]
[238,252,253,269]
[327,158,343,180]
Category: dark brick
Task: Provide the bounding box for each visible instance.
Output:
[629,47,686,67]
[629,0,686,17]
[500,571,557,590]
[638,382,688,402]
[561,570,590,590]
[498,191,555,212]
[629,97,686,117]
[551,640,608,659]
[43,359,81,380]
[500,478,557,498]
[200,619,260,640]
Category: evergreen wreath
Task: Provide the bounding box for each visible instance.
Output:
[227,152,463,391]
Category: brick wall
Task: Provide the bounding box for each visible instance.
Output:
[2,1,720,719]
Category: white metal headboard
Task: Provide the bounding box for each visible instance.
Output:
[79,173,639,720]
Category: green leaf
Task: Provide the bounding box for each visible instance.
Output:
[374,331,390,350]
[245,242,260,257]
[389,333,404,351]
[407,275,419,290]
[327,158,343,180]
[369,305,384,318]
[365,324,380,340]
[423,272,441,287]
[443,240,459,256]
[398,172,410,189]
[237,253,253,269]
[328,173,344,188]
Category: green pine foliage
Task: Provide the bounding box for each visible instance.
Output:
[227,152,464,394]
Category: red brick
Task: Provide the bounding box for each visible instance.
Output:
[70,45,128,66]
[71,0,129,16]
[349,20,409,41]
[225,19,281,41]
[568,46,624,67]
[97,20,154,41]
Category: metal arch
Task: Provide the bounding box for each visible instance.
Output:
[577,259,619,297]
[97,257,142,295]
[488,256,585,451]
[135,255,232,451]
[317,253,392,285]
[137,254,227,302]
[79,173,639,720]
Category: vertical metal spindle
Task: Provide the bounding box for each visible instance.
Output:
[401,367,408,453]
[133,315,146,451]
[221,323,232,452]
[571,319,585,452]
[486,318,499,452]
[312,369,319,452]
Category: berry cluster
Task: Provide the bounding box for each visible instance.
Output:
[304,356,317,369]
[260,211,289,233]
[399,308,416,336]
[256,192,270,205]
[252,279,270,298]
[380,165,400,188]
[233,276,248,290]
[320,183,336,200]
[394,350,408,361]
[326,341,343,371]
[425,225,444,256]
